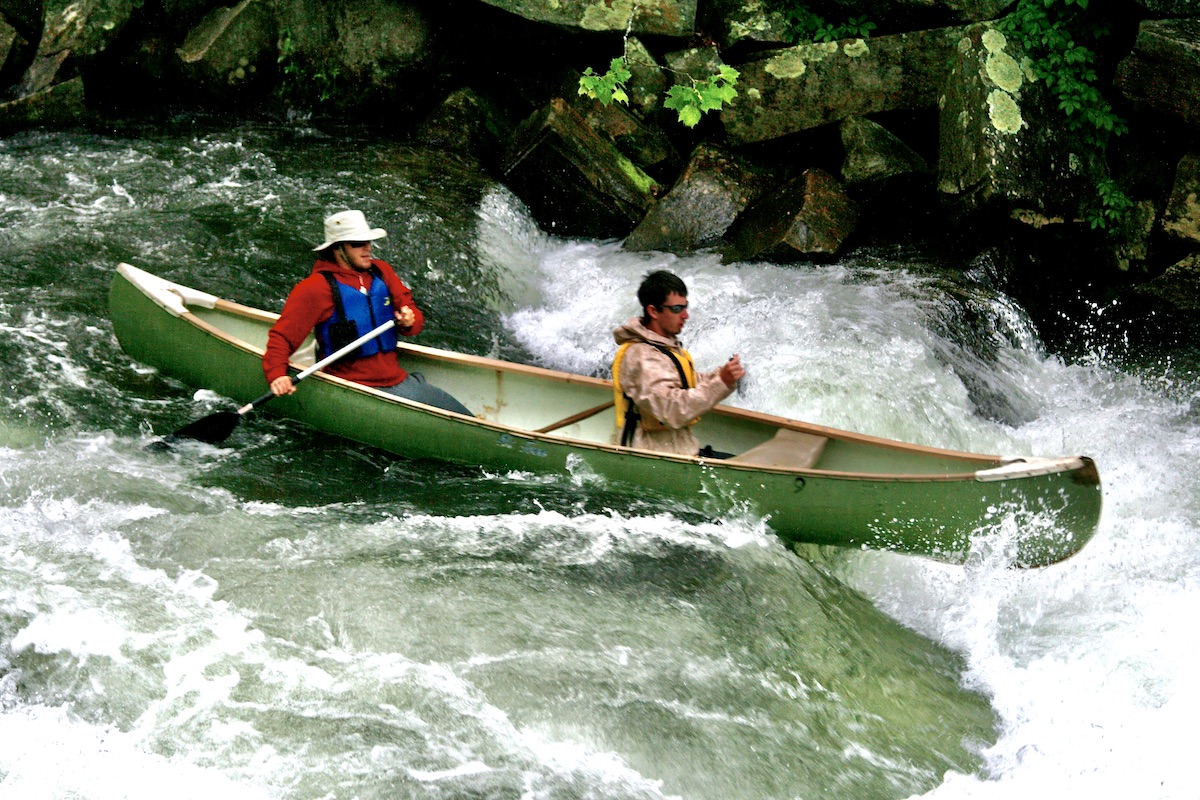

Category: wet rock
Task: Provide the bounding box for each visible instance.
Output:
[413,87,513,169]
[1130,1,1200,14]
[624,144,772,253]
[1115,18,1200,130]
[937,24,1104,218]
[623,37,668,118]
[721,27,964,145]
[501,97,661,238]
[7,0,141,97]
[1163,152,1200,243]
[572,93,680,177]
[0,74,84,131]
[477,0,696,36]
[175,0,274,98]
[702,0,791,51]
[664,44,727,93]
[826,0,1016,27]
[839,116,929,184]
[720,168,858,261]
[1131,252,1200,310]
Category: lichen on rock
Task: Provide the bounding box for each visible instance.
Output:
[987,89,1023,133]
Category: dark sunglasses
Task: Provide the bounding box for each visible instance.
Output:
[343,241,372,249]
[658,303,688,313]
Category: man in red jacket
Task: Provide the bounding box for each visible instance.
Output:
[263,210,471,415]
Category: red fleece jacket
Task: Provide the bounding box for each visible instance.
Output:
[262,258,425,387]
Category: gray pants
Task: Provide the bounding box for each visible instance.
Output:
[379,372,472,416]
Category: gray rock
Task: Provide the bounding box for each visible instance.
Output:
[1131,253,1200,310]
[624,38,667,118]
[937,23,1104,218]
[176,0,274,96]
[624,144,772,253]
[1116,17,1200,130]
[721,27,964,145]
[501,97,661,238]
[0,75,85,131]
[9,0,141,96]
[414,87,512,167]
[1130,1,1200,14]
[721,168,859,261]
[475,0,695,37]
[702,0,791,51]
[1163,152,1200,243]
[825,0,1016,26]
[840,116,929,184]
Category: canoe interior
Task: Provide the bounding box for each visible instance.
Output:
[187,303,998,477]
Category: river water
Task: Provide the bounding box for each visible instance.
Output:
[0,123,1195,799]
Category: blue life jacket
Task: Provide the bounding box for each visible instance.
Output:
[315,267,398,360]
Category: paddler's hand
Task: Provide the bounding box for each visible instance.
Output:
[719,354,745,388]
[396,305,416,329]
[269,375,296,396]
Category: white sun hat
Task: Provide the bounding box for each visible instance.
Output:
[312,210,387,251]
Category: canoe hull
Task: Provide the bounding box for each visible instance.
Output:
[109,264,1102,567]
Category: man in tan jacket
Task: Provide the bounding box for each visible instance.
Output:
[612,270,746,456]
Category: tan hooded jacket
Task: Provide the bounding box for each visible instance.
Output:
[612,318,734,456]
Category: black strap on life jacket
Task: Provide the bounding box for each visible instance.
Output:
[619,344,691,447]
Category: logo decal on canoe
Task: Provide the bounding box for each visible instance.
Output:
[496,433,547,458]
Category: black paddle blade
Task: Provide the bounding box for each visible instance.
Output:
[164,410,243,445]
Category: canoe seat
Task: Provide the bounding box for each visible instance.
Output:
[731,428,828,470]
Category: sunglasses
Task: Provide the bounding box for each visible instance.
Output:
[343,241,372,249]
[658,303,688,313]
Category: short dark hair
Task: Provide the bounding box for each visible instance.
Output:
[637,270,687,322]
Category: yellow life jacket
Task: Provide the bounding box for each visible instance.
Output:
[612,341,698,442]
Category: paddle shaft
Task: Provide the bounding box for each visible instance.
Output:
[235,318,397,415]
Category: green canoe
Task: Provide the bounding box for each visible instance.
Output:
[110,263,1102,567]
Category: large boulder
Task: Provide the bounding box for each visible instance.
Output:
[702,0,791,51]
[0,74,84,130]
[840,115,930,184]
[476,0,695,37]
[175,0,433,109]
[1115,17,1200,131]
[501,97,661,238]
[720,168,859,261]
[1130,1,1200,14]
[8,0,141,97]
[721,26,965,145]
[1163,152,1200,243]
[624,144,773,253]
[937,24,1104,218]
[825,0,1017,26]
[175,0,275,99]
[413,86,513,168]
[1130,252,1200,310]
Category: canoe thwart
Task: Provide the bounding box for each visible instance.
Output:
[535,400,616,433]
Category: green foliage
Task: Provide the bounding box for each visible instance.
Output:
[663,65,740,128]
[999,0,1130,230]
[276,29,341,107]
[578,58,632,106]
[578,58,739,128]
[1084,177,1135,231]
[779,3,876,44]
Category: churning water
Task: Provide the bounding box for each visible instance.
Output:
[0,125,1196,799]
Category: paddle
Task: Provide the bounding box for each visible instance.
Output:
[161,319,397,446]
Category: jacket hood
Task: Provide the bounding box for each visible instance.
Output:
[613,317,679,349]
